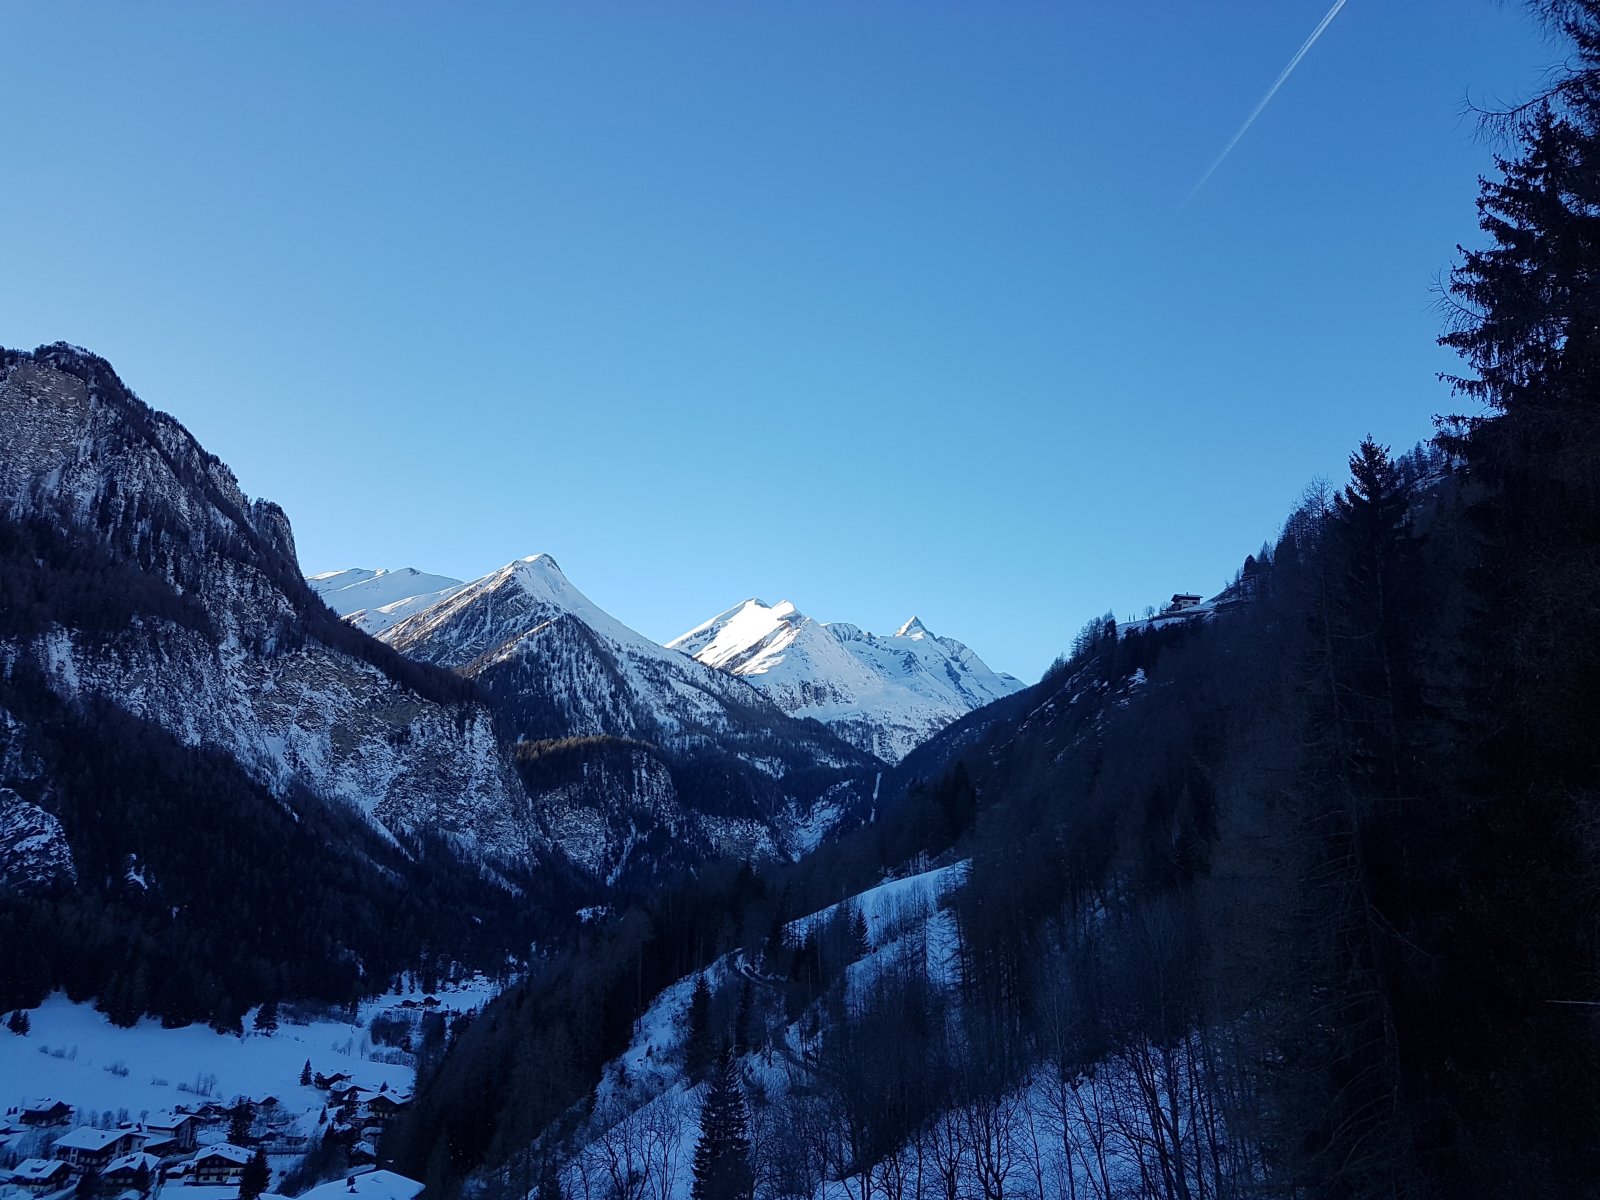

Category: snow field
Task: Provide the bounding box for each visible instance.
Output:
[0,978,500,1150]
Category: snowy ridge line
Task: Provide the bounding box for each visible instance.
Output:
[669,597,1023,763]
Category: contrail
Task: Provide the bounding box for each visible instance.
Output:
[1178,0,1350,211]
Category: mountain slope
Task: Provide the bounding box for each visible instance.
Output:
[669,597,1024,761]
[362,557,883,880]
[385,558,820,750]
[308,567,466,634]
[0,343,555,1026]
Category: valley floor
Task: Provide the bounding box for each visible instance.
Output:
[0,979,500,1199]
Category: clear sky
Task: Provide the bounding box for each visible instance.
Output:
[0,2,1558,680]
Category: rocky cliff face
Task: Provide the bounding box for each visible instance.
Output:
[0,787,75,893]
[370,556,882,872]
[0,344,534,864]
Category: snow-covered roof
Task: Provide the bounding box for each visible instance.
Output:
[296,1170,424,1200]
[191,1143,251,1166]
[176,1189,286,1200]
[143,1111,191,1130]
[12,1159,70,1181]
[104,1152,160,1175]
[24,1099,68,1113]
[53,1127,133,1152]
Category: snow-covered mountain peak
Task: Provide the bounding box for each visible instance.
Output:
[308,566,467,635]
[505,554,571,594]
[665,597,803,669]
[671,598,1025,762]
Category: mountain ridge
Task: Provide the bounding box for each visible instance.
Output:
[668,595,1024,762]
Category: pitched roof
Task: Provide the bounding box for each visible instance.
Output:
[13,1158,71,1181]
[54,1127,134,1152]
[105,1152,161,1176]
[143,1111,191,1130]
[192,1144,252,1166]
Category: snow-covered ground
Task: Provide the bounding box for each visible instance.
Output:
[518,861,974,1200]
[0,978,500,1148]
[787,859,969,948]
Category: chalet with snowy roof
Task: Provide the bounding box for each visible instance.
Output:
[135,1135,177,1161]
[1165,593,1203,613]
[139,1112,196,1153]
[52,1127,140,1170]
[103,1152,161,1194]
[20,1100,72,1128]
[314,1071,353,1091]
[10,1158,71,1193]
[330,1085,372,1108]
[185,1144,251,1186]
[363,1093,411,1124]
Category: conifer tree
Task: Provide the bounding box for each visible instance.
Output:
[252,1000,278,1036]
[732,980,753,1056]
[299,1059,312,1087]
[690,1048,752,1200]
[1421,4,1600,1189]
[845,904,870,962]
[684,974,713,1081]
[239,1147,269,1200]
[228,1101,255,1146]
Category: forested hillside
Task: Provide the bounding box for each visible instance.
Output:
[389,7,1600,1196]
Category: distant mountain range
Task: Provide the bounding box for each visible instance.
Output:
[313,570,1023,765]
[670,598,1023,762]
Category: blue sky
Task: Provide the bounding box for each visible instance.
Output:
[0,2,1557,679]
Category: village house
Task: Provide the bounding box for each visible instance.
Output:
[9,1158,71,1194]
[102,1151,161,1196]
[134,1133,177,1161]
[20,1101,72,1128]
[52,1127,140,1170]
[138,1111,196,1154]
[313,1072,353,1092]
[331,1086,377,1118]
[1165,592,1204,614]
[362,1094,411,1125]
[184,1144,250,1186]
